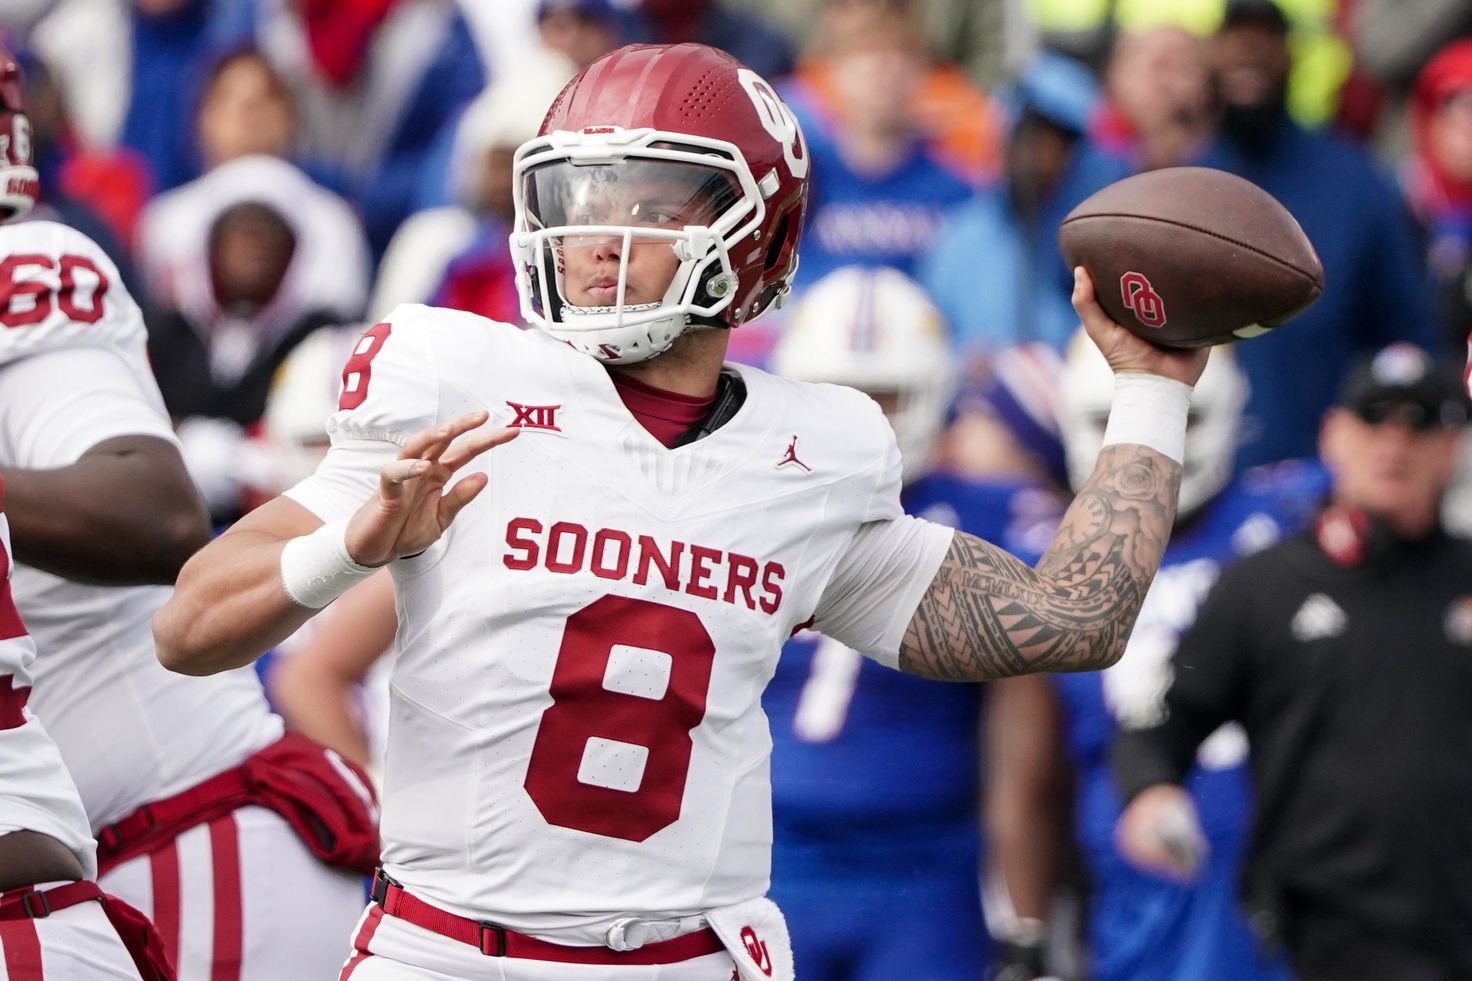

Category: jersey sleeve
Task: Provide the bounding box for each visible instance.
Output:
[810,402,954,667]
[0,347,178,468]
[325,308,443,445]
[810,514,954,669]
[283,307,443,523]
[855,396,906,525]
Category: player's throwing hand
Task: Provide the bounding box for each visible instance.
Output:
[1073,267,1208,388]
[344,411,519,567]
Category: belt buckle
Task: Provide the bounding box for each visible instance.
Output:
[21,890,50,919]
[370,868,401,908]
[478,921,507,957]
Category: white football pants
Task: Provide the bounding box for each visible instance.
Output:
[0,887,142,980]
[100,804,366,981]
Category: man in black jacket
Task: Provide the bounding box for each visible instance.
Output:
[1113,342,1472,981]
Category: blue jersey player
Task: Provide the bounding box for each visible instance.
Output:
[988,333,1328,981]
[763,266,1064,980]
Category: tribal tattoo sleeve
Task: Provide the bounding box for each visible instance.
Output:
[898,444,1181,682]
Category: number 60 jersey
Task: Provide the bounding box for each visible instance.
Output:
[285,305,954,935]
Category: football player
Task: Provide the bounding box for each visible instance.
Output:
[0,480,173,979]
[155,43,1207,981]
[986,332,1325,981]
[0,50,377,978]
[763,266,1065,980]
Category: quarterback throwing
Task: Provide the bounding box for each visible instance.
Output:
[155,43,1206,981]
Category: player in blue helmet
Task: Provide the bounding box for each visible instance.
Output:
[987,330,1328,981]
[764,265,1067,980]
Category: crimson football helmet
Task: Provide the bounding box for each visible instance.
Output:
[0,50,36,222]
[511,43,809,364]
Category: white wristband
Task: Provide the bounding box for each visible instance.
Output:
[280,519,377,609]
[1101,373,1192,465]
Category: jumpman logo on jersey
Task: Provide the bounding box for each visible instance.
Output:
[775,435,812,472]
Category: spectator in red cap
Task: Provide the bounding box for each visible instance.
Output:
[1406,39,1472,354]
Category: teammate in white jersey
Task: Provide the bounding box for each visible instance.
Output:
[0,483,172,980]
[0,50,375,980]
[155,43,1208,981]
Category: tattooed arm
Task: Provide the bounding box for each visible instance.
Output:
[900,444,1180,680]
[898,269,1204,682]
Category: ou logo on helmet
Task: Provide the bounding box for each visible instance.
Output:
[737,68,808,180]
[0,115,28,166]
[1120,271,1167,328]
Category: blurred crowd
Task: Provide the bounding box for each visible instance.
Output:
[5,0,1472,978]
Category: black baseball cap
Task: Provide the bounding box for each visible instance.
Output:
[1335,343,1470,431]
[1221,0,1290,33]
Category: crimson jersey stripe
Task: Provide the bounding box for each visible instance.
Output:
[0,480,33,724]
[0,510,28,644]
[0,676,29,731]
[0,577,27,643]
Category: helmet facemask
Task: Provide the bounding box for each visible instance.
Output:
[512,127,764,364]
[0,60,37,223]
[1176,349,1248,516]
[866,383,951,485]
[1060,333,1246,518]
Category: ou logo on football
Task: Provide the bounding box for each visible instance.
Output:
[1120,271,1167,328]
[737,69,808,180]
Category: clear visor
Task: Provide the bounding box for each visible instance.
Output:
[520,157,744,324]
[523,157,741,233]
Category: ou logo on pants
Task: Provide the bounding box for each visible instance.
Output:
[1120,271,1167,328]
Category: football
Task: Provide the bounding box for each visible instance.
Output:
[1058,166,1323,348]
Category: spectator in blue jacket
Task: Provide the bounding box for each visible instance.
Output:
[782,5,975,291]
[1199,0,1439,469]
[919,51,1129,357]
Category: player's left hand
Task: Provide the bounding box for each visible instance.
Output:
[1073,267,1208,388]
[345,411,518,567]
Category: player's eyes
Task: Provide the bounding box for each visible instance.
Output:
[631,202,682,225]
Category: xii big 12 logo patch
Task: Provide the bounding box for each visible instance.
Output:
[1120,271,1167,329]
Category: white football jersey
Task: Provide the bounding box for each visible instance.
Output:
[0,503,98,878]
[286,306,953,935]
[0,221,282,828]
